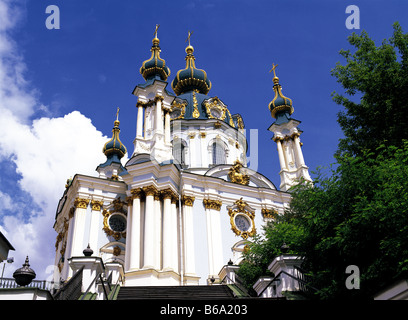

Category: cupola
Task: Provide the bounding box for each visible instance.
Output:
[268,64,294,120]
[139,25,171,82]
[171,32,211,95]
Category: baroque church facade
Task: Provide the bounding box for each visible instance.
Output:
[52,30,312,288]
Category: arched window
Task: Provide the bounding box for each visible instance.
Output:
[173,140,186,165]
[212,142,225,165]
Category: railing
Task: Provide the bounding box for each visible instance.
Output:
[53,266,84,300]
[220,274,250,297]
[0,277,55,291]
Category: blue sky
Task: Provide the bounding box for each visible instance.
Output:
[0,0,407,280]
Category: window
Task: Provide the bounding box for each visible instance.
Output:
[212,142,225,165]
[173,141,186,165]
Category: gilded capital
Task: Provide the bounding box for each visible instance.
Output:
[203,199,222,211]
[74,198,89,209]
[182,195,195,207]
[91,200,104,211]
[143,185,158,197]
[131,188,143,199]
[261,208,278,219]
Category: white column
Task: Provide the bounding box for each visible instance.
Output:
[182,196,196,276]
[276,138,287,170]
[136,103,144,138]
[155,97,163,134]
[154,192,162,270]
[293,135,305,166]
[143,186,156,269]
[171,197,179,272]
[70,198,90,257]
[164,110,171,144]
[128,189,142,271]
[203,199,223,279]
[162,191,173,271]
[88,200,103,255]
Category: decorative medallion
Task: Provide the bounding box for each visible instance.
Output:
[204,97,227,120]
[227,198,256,239]
[170,101,186,120]
[228,160,250,186]
[102,197,127,240]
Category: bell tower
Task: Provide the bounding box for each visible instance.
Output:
[132,25,174,164]
[267,64,312,191]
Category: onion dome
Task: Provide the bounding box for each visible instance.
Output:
[13,256,36,286]
[140,34,170,81]
[268,65,294,119]
[103,109,127,159]
[171,36,211,96]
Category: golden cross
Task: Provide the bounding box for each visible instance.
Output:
[269,63,278,77]
[116,107,120,121]
[154,24,160,38]
[186,30,193,46]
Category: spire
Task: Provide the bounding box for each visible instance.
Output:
[268,64,294,121]
[171,31,211,95]
[102,108,127,159]
[140,24,171,82]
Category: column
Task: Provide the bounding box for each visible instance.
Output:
[136,102,144,138]
[275,137,287,170]
[155,96,164,134]
[128,188,142,270]
[70,198,90,257]
[88,199,103,255]
[143,186,157,269]
[170,196,179,272]
[293,134,305,166]
[162,189,173,271]
[182,196,196,276]
[154,191,162,270]
[203,199,223,279]
[164,110,171,144]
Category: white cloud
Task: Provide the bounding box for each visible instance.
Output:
[0,0,113,280]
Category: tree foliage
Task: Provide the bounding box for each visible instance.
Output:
[238,23,408,299]
[331,22,408,157]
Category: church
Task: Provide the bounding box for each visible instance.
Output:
[52,27,312,293]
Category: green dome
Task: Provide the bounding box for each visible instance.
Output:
[103,120,127,159]
[140,37,171,81]
[171,45,211,95]
[268,76,294,119]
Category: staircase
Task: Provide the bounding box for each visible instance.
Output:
[116,285,236,300]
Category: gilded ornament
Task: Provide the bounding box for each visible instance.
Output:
[228,160,250,186]
[192,91,200,118]
[182,195,195,207]
[91,200,104,211]
[113,246,122,256]
[131,188,143,199]
[261,208,278,219]
[227,198,256,239]
[143,185,158,197]
[203,199,222,211]
[74,198,89,209]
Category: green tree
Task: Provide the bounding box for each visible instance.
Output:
[331,22,408,157]
[238,23,408,299]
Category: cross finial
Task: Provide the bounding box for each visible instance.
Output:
[153,24,160,38]
[186,30,194,46]
[269,63,278,78]
[116,107,120,121]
